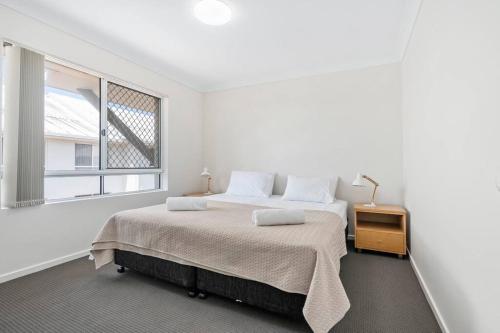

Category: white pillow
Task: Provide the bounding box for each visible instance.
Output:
[225,171,275,198]
[282,175,337,203]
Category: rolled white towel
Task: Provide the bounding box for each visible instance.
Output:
[252,208,305,226]
[166,197,208,211]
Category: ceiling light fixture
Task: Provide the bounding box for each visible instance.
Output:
[194,0,232,26]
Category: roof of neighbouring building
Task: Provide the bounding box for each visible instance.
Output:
[45,87,99,141]
[45,87,155,143]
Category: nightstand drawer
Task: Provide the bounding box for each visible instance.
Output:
[356,229,405,254]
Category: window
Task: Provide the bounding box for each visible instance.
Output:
[44,61,100,172]
[106,82,160,169]
[44,60,162,200]
[75,143,94,170]
[45,176,101,201]
[104,174,157,194]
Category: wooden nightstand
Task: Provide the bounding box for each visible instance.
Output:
[183,192,215,197]
[354,204,407,258]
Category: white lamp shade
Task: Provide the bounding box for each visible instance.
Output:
[201,167,211,177]
[352,173,365,187]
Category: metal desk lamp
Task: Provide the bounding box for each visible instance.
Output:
[352,172,379,207]
[201,167,212,194]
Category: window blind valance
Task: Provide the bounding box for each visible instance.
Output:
[2,46,45,208]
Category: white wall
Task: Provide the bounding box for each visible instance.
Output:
[402,1,500,332]
[0,5,203,279]
[204,63,403,233]
[45,139,99,170]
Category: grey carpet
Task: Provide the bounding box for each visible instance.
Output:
[0,242,441,333]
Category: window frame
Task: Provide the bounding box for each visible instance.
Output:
[42,56,164,200]
[102,80,162,170]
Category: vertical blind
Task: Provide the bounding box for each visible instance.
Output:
[2,46,45,208]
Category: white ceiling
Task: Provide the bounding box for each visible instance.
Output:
[0,0,420,92]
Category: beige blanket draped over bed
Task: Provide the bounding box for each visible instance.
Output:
[91,201,350,333]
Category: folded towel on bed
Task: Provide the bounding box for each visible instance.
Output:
[252,208,305,226]
[166,197,208,211]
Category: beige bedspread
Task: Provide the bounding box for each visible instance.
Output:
[91,201,350,333]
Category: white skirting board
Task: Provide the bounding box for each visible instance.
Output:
[409,252,450,333]
[0,249,91,284]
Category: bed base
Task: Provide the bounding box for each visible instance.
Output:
[114,250,306,318]
[197,267,306,318]
[114,250,197,296]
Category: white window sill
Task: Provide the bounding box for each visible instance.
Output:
[1,189,168,210]
[46,189,168,204]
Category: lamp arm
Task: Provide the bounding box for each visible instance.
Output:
[362,175,379,186]
[207,176,212,194]
[370,184,378,205]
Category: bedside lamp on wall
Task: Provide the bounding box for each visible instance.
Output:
[352,172,379,207]
[201,167,212,194]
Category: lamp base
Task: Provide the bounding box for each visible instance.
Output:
[363,202,377,208]
[204,191,213,195]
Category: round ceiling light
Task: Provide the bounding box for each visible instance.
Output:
[194,0,232,26]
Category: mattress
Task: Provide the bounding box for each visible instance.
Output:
[208,194,348,228]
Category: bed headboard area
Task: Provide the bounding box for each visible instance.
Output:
[212,173,290,196]
[203,63,404,225]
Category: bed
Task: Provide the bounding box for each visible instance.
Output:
[92,194,350,333]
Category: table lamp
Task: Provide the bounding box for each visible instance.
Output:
[352,172,379,207]
[201,167,212,194]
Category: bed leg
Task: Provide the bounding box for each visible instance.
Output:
[187,288,197,298]
[117,266,125,273]
[197,290,208,299]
